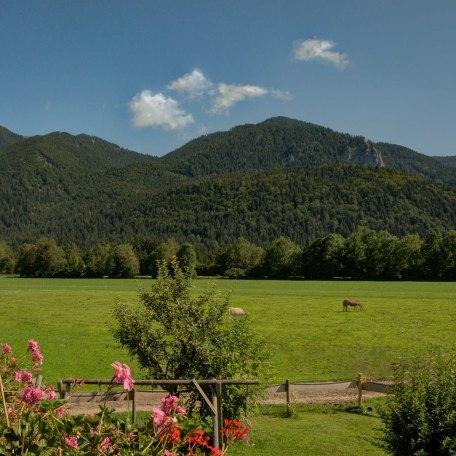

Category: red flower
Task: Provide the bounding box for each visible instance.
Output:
[220,419,250,444]
[168,427,181,445]
[185,429,210,447]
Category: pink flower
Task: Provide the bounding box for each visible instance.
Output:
[14,370,33,383]
[65,434,79,449]
[54,405,66,418]
[111,361,135,391]
[45,386,57,400]
[161,395,186,416]
[27,340,40,352]
[31,351,43,365]
[2,343,12,354]
[20,386,45,405]
[11,357,17,364]
[152,408,165,425]
[100,436,114,452]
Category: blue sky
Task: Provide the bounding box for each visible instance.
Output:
[1,0,455,157]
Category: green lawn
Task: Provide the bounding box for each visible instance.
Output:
[2,277,452,455]
[1,277,455,386]
[230,404,387,456]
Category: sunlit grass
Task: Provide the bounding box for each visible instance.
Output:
[1,277,455,385]
[230,402,386,456]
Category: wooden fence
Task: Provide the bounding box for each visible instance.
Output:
[265,373,393,411]
[56,373,392,447]
[57,378,259,450]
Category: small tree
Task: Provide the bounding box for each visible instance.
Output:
[112,258,265,418]
[380,352,456,455]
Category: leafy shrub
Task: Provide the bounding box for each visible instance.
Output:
[112,258,266,419]
[380,352,456,455]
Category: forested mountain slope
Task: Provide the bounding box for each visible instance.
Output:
[129,165,456,248]
[3,163,456,249]
[159,117,456,187]
[434,155,456,168]
[1,118,456,248]
[0,125,23,148]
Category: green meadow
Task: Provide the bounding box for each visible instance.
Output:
[1,277,456,385]
[230,403,386,456]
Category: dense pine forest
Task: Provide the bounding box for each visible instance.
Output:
[1,116,456,280]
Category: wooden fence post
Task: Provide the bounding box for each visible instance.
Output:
[286,379,292,415]
[129,389,136,423]
[357,372,365,410]
[215,381,223,449]
[211,384,220,450]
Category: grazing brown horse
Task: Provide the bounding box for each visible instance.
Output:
[342,299,364,311]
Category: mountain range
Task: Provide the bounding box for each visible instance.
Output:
[1,117,456,250]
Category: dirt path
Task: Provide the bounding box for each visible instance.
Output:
[66,387,387,415]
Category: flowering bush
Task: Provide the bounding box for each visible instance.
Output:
[0,341,249,455]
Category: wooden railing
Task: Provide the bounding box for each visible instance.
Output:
[57,378,259,450]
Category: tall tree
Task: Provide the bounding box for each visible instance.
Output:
[216,237,264,277]
[84,244,113,278]
[111,244,140,278]
[300,233,345,279]
[16,238,65,277]
[0,241,15,274]
[176,243,197,277]
[262,236,300,278]
[61,243,86,277]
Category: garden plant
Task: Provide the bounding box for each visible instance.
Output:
[380,351,456,455]
[112,258,266,419]
[0,341,249,455]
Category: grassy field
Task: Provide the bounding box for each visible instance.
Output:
[230,403,387,456]
[132,400,387,456]
[1,277,456,386]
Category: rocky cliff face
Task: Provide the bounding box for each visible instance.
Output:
[345,138,385,167]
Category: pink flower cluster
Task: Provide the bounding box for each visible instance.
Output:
[111,361,135,391]
[2,343,12,354]
[19,386,46,405]
[152,395,186,433]
[27,339,43,365]
[160,395,186,417]
[65,434,79,449]
[14,370,33,383]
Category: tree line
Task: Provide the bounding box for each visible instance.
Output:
[1,227,456,280]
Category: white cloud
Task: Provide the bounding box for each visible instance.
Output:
[271,89,293,101]
[294,39,349,69]
[167,69,213,98]
[129,90,194,130]
[210,83,269,114]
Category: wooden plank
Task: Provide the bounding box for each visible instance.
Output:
[191,379,216,414]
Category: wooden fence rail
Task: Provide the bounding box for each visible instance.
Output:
[57,378,259,450]
[266,374,393,411]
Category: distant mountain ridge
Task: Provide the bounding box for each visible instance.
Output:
[0,125,23,148]
[158,116,456,186]
[1,117,456,248]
